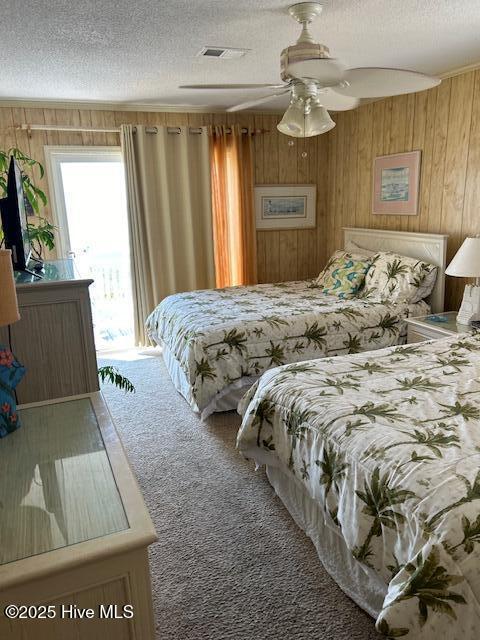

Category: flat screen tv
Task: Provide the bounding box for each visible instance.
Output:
[0,156,32,272]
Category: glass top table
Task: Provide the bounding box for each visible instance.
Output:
[410,311,474,334]
[14,258,78,285]
[0,397,128,566]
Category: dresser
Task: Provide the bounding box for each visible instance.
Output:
[0,259,99,403]
[0,393,157,639]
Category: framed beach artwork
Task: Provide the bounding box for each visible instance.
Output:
[255,184,316,229]
[372,151,421,215]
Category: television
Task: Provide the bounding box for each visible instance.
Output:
[0,156,34,274]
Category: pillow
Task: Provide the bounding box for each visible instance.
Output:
[361,252,437,303]
[410,264,438,303]
[316,250,372,299]
[344,239,377,258]
[0,345,26,438]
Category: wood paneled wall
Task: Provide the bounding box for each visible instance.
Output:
[0,107,328,282]
[325,70,480,311]
[252,114,328,282]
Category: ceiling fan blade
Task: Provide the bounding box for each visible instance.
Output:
[227,91,290,113]
[179,83,286,90]
[286,59,346,86]
[316,90,359,111]
[335,68,441,98]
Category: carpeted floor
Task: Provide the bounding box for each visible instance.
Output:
[99,350,379,640]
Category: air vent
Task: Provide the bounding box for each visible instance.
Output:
[197,47,248,59]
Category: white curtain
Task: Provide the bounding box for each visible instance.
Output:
[121,125,216,345]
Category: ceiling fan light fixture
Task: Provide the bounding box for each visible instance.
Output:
[306,102,336,135]
[277,99,306,137]
[277,98,335,138]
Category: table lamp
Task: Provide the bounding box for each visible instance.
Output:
[445,237,480,325]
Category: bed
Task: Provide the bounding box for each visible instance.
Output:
[146,228,447,418]
[237,331,480,640]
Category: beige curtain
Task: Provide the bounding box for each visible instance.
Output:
[210,125,257,288]
[121,125,215,346]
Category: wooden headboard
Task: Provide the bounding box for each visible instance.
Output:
[343,227,448,313]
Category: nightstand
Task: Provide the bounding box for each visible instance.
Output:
[406,311,474,343]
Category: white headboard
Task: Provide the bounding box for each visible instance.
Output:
[343,227,448,313]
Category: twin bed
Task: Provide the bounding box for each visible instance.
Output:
[146,228,446,418]
[147,227,480,639]
[236,332,480,640]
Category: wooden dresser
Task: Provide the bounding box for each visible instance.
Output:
[0,259,99,403]
[0,393,157,640]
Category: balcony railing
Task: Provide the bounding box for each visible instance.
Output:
[76,258,134,350]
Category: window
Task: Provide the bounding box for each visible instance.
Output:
[45,146,134,351]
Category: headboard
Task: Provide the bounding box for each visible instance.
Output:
[343,227,448,313]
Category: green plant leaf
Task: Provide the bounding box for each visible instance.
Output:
[98,366,135,393]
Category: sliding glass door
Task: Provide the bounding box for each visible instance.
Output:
[45,147,134,351]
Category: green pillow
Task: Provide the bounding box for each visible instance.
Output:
[316,250,372,299]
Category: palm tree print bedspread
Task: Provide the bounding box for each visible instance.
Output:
[237,332,480,640]
[145,280,428,413]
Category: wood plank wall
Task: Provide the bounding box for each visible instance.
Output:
[252,114,328,282]
[325,70,480,311]
[0,107,328,282]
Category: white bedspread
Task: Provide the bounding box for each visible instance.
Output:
[237,332,480,640]
[146,280,428,414]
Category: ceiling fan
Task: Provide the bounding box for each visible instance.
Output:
[180,1,440,138]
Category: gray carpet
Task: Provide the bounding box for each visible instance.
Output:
[99,351,379,640]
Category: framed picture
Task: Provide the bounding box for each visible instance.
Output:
[255,184,316,230]
[372,150,421,215]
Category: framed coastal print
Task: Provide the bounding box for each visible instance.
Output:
[255,184,316,229]
[372,151,421,215]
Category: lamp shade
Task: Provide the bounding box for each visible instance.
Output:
[277,99,306,137]
[277,98,336,138]
[0,250,20,327]
[304,103,336,136]
[445,237,480,278]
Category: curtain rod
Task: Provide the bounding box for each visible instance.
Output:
[17,124,119,134]
[148,126,267,135]
[15,124,267,135]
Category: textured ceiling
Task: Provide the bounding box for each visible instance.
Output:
[2,0,480,110]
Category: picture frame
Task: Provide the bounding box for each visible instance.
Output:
[372,150,421,216]
[255,184,316,230]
